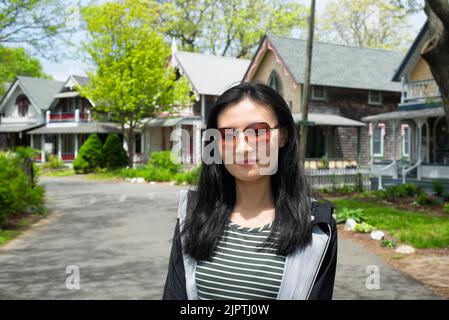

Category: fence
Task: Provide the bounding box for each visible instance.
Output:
[305,167,371,191]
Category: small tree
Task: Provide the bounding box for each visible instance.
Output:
[102,133,128,169]
[73,134,103,173]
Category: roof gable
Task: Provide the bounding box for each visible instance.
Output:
[246,34,404,92]
[16,76,64,110]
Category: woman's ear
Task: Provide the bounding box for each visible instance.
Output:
[279,127,288,148]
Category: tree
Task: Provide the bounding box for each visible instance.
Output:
[79,0,192,167]
[0,0,74,58]
[102,133,128,169]
[421,0,449,129]
[73,134,103,173]
[0,45,52,96]
[317,0,415,51]
[299,0,316,165]
[163,0,308,58]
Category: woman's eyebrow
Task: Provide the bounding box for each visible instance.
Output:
[218,121,268,129]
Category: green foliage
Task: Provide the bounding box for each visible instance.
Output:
[147,151,181,175]
[0,150,46,225]
[102,133,128,169]
[318,0,415,51]
[333,198,449,248]
[174,166,201,185]
[42,154,65,169]
[336,207,366,224]
[416,192,439,206]
[0,45,52,95]
[73,134,104,173]
[444,203,449,214]
[354,222,375,233]
[373,183,421,201]
[338,185,357,194]
[432,181,444,197]
[381,239,396,248]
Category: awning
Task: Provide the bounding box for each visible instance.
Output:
[362,107,445,122]
[54,91,80,98]
[143,117,183,128]
[26,122,122,134]
[292,113,365,127]
[0,123,42,133]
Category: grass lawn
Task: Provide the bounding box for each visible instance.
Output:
[332,198,449,249]
[0,215,46,247]
[41,169,74,177]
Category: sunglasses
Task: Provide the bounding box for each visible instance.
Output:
[218,122,280,149]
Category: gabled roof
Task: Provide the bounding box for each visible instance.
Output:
[72,75,90,87]
[392,22,429,82]
[0,76,64,111]
[172,51,251,96]
[246,34,404,92]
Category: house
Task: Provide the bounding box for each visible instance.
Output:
[243,34,404,169]
[0,75,137,163]
[0,76,64,150]
[140,50,251,166]
[362,22,449,190]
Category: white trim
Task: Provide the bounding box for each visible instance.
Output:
[368,90,382,105]
[311,85,326,101]
[371,123,385,157]
[401,124,410,157]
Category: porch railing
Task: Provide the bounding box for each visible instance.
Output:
[402,79,440,103]
[305,167,371,191]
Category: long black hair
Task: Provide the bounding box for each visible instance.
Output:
[180,82,313,261]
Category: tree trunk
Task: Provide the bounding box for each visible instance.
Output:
[126,126,135,168]
[299,0,316,165]
[421,0,449,129]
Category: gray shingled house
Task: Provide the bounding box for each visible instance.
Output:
[243,34,404,168]
[362,22,449,191]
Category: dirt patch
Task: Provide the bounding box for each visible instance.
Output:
[338,225,449,299]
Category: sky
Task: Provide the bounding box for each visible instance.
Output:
[40,0,428,82]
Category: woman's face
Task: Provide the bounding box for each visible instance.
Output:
[216,97,288,182]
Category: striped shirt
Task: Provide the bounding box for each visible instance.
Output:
[195,220,286,300]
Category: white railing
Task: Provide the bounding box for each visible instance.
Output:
[420,164,449,179]
[373,162,397,190]
[402,79,440,103]
[305,167,371,191]
[0,115,37,124]
[304,158,358,170]
[402,161,421,184]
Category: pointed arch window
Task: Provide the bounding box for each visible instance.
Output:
[269,71,283,96]
[16,95,30,117]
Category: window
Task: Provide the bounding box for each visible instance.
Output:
[268,71,282,96]
[311,86,326,101]
[371,123,385,157]
[402,124,410,157]
[369,90,382,105]
[16,95,30,117]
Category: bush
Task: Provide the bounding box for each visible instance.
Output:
[102,133,128,169]
[73,134,103,173]
[354,222,375,233]
[432,181,444,197]
[336,207,366,224]
[444,203,449,214]
[147,151,181,174]
[416,192,439,205]
[174,166,201,185]
[384,183,421,200]
[42,154,65,169]
[0,149,46,225]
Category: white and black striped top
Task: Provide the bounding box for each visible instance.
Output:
[195,220,286,300]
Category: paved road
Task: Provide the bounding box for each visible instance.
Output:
[0,176,442,299]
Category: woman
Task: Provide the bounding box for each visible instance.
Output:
[162,82,337,300]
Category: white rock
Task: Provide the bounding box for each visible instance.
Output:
[395,245,415,254]
[344,218,357,231]
[370,230,385,241]
[150,181,156,185]
[136,177,145,183]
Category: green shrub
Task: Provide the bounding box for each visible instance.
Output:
[338,185,356,194]
[174,166,201,185]
[432,181,444,197]
[381,239,396,248]
[102,133,128,169]
[354,222,375,233]
[384,183,421,200]
[0,150,46,225]
[336,207,366,224]
[73,134,103,173]
[416,192,439,205]
[147,151,181,174]
[42,154,65,169]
